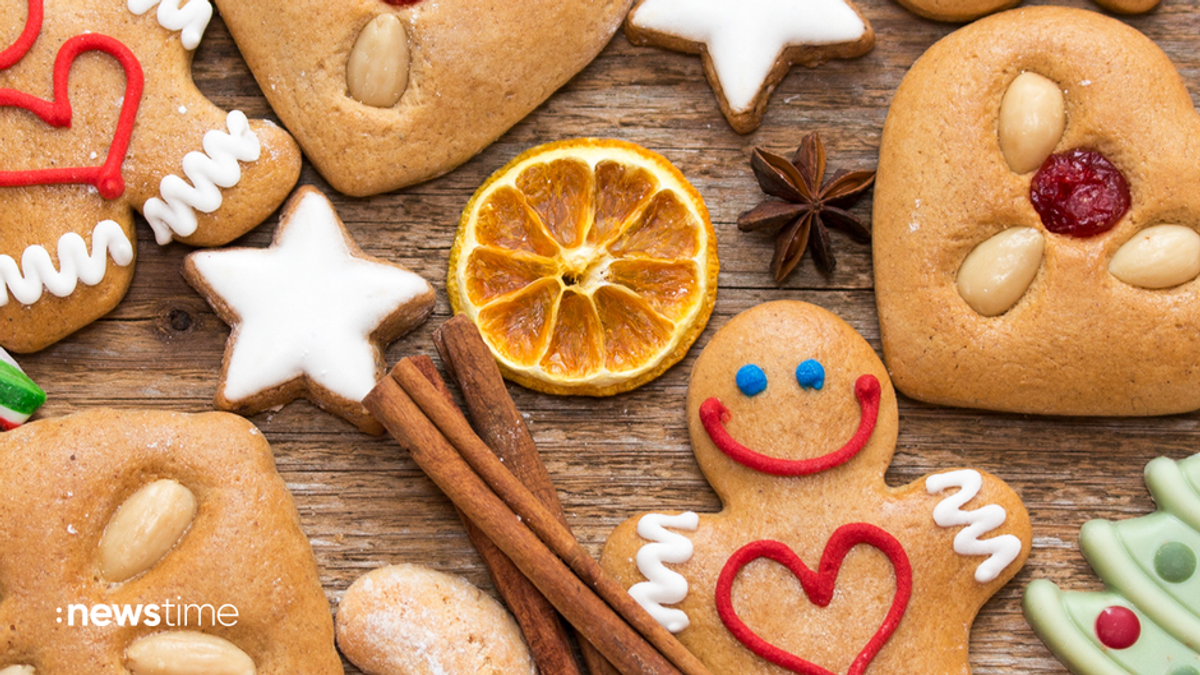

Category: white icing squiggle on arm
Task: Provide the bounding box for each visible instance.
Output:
[629,512,699,633]
[0,220,134,306]
[143,110,261,245]
[927,469,1023,583]
[127,0,213,50]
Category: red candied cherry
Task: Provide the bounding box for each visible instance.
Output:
[1030,148,1130,238]
[1094,605,1140,649]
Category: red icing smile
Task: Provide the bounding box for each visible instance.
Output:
[700,374,881,476]
[715,525,912,675]
[0,0,144,200]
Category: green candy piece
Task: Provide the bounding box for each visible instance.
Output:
[1172,666,1200,675]
[1156,542,1197,583]
[0,360,46,416]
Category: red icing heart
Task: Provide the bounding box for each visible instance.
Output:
[715,524,912,675]
[0,0,144,200]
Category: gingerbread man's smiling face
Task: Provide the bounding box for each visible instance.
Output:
[686,301,898,503]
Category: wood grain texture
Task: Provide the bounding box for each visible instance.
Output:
[15,0,1200,672]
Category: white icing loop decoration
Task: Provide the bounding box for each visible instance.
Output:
[629,512,699,633]
[927,469,1023,583]
[630,0,867,113]
[143,111,261,245]
[0,221,134,307]
[127,0,213,51]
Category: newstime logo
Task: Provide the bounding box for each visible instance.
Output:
[57,599,239,627]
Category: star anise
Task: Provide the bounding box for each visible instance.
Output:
[737,132,876,282]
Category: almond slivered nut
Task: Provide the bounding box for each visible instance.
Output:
[0,666,36,675]
[347,14,410,108]
[957,227,1045,316]
[1109,224,1200,289]
[998,72,1065,174]
[98,479,197,582]
[125,632,256,675]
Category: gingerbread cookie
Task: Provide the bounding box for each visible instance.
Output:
[1024,453,1200,673]
[873,7,1200,416]
[0,0,301,353]
[183,186,435,434]
[600,301,1030,675]
[0,409,341,674]
[212,0,630,197]
[337,565,536,675]
[624,0,874,134]
[897,0,1155,25]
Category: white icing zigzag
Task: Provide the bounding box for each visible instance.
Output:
[142,111,261,245]
[127,0,213,51]
[629,512,699,633]
[927,469,1023,583]
[0,220,134,307]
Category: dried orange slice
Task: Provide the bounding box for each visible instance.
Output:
[448,138,718,396]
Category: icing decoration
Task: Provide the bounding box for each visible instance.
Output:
[0,349,45,431]
[715,524,911,675]
[629,512,699,633]
[0,0,42,71]
[1024,454,1200,674]
[186,189,432,405]
[700,374,880,476]
[628,0,867,113]
[1095,606,1140,649]
[142,110,262,245]
[925,469,1023,583]
[0,220,134,307]
[1155,542,1196,583]
[0,30,144,200]
[126,0,213,51]
[736,364,767,397]
[795,359,825,391]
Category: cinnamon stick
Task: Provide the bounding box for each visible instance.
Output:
[409,354,585,675]
[434,317,598,675]
[389,358,714,675]
[363,375,684,675]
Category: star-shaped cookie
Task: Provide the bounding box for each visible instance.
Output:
[183,187,435,434]
[625,0,874,133]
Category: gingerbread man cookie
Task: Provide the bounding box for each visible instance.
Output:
[600,301,1031,675]
[874,7,1200,416]
[0,0,301,353]
[212,0,631,196]
[0,409,341,674]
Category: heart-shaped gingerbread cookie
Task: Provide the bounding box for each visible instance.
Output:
[213,0,632,196]
[874,7,1200,416]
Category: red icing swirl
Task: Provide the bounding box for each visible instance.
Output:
[699,374,881,476]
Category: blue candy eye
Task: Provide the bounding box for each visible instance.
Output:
[795,359,825,390]
[736,364,767,396]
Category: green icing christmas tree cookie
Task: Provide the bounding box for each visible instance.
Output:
[1024,454,1200,674]
[0,348,44,431]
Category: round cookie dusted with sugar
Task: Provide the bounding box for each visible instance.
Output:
[873,7,1200,416]
[337,565,536,675]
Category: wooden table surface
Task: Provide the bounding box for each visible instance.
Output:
[18,0,1200,672]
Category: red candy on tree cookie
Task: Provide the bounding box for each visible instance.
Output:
[0,0,301,353]
[599,301,1031,675]
[874,7,1200,416]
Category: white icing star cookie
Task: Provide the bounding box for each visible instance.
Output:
[625,0,874,133]
[183,186,435,434]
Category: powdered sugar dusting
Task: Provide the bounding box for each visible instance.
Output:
[338,564,536,675]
